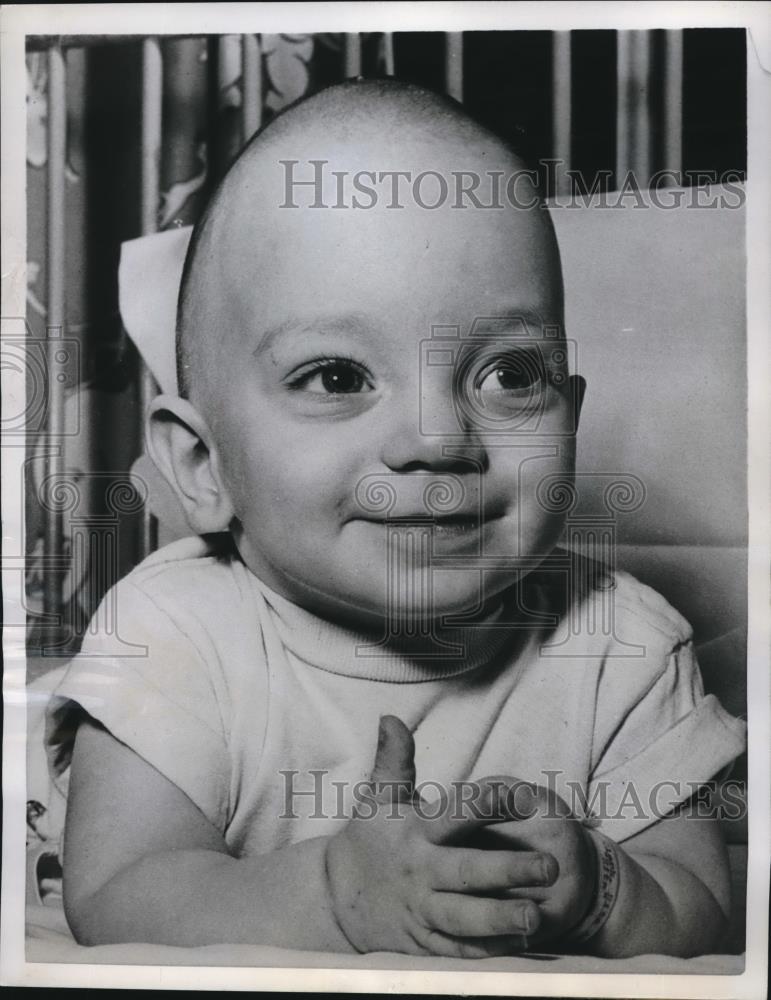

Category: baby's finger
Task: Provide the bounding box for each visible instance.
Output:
[486,777,571,822]
[369,715,416,797]
[422,891,541,939]
[419,929,530,960]
[424,776,540,844]
[430,847,558,893]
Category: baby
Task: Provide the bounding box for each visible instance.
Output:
[48,80,746,959]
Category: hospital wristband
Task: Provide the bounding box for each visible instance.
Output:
[563,827,621,946]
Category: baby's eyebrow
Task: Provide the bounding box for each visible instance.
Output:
[465,309,555,336]
[252,311,380,357]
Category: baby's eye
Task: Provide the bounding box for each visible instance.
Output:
[475,352,545,394]
[287,358,374,395]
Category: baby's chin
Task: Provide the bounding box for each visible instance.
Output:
[318,567,521,630]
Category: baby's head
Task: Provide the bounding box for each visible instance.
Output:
[149,79,585,630]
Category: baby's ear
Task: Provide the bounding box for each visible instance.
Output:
[146,395,234,535]
[568,374,587,426]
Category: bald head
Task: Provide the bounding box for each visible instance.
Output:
[176,79,562,405]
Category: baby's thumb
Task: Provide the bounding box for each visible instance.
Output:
[370,715,416,798]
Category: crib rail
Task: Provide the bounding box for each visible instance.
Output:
[27,29,686,643]
[139,38,162,554]
[42,45,66,620]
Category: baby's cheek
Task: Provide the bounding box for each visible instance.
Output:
[507,443,574,524]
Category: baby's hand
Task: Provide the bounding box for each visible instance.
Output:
[475,782,599,948]
[325,717,557,958]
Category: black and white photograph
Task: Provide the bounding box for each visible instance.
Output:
[1,3,769,995]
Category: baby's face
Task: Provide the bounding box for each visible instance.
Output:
[200,143,580,627]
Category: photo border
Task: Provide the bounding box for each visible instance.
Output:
[2,3,769,996]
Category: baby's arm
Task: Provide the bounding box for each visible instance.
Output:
[64,716,552,954]
[63,718,349,950]
[587,804,731,956]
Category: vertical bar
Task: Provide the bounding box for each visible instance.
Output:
[141,38,162,238]
[552,31,572,198]
[344,33,362,78]
[616,30,651,188]
[445,32,463,102]
[204,36,219,195]
[160,39,208,227]
[616,30,631,186]
[140,37,162,555]
[382,32,395,76]
[662,29,683,183]
[43,44,67,620]
[219,34,240,93]
[241,33,262,144]
[631,30,651,186]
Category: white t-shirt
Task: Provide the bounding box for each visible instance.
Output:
[46,536,746,855]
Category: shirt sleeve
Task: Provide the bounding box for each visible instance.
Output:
[587,637,746,843]
[45,577,231,832]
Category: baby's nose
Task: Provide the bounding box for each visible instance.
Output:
[379,389,486,473]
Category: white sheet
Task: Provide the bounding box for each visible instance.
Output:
[26,905,744,973]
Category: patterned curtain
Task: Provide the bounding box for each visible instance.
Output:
[25,34,327,663]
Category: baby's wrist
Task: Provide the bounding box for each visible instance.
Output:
[562,827,621,948]
[323,834,363,953]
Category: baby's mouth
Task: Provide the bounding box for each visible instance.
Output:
[426,514,483,537]
[358,512,501,537]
